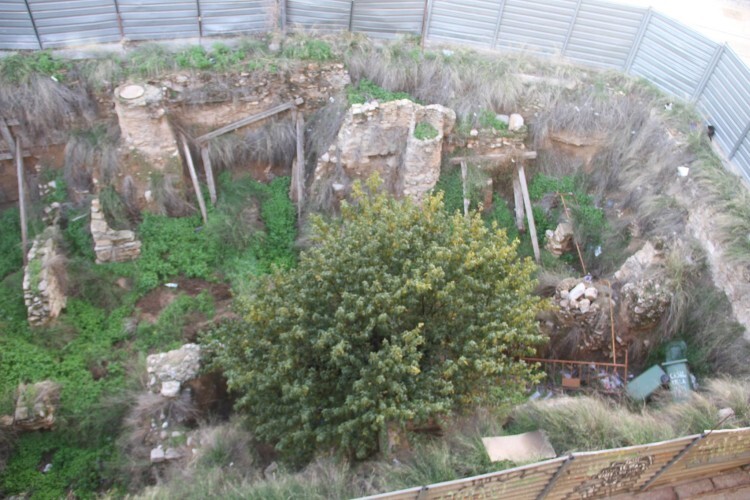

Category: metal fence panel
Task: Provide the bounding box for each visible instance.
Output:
[733,138,750,183]
[286,0,351,32]
[200,0,268,36]
[630,12,719,101]
[698,47,750,161]
[119,0,199,40]
[650,428,750,488]
[427,0,500,47]
[351,0,424,39]
[26,0,120,48]
[496,0,578,55]
[0,0,39,49]
[545,438,694,499]
[565,0,643,69]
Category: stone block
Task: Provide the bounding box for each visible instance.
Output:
[711,470,750,490]
[674,478,714,498]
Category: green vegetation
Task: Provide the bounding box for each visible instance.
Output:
[414,121,439,140]
[347,78,413,105]
[0,50,69,83]
[205,178,544,462]
[478,109,508,131]
[135,292,214,351]
[175,43,247,72]
[281,38,333,61]
[0,208,22,280]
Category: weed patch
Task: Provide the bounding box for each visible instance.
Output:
[414,122,438,140]
[347,78,413,105]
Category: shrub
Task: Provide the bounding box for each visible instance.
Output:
[205,178,545,462]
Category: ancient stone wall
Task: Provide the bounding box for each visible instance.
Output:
[90,197,141,264]
[23,227,67,326]
[313,99,455,202]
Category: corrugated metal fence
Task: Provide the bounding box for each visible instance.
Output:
[359,427,750,499]
[1,0,750,180]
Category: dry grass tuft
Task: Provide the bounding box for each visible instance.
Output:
[0,75,95,144]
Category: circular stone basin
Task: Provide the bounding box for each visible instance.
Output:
[119,84,145,100]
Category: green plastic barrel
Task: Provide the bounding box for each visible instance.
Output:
[663,341,693,401]
[626,364,668,401]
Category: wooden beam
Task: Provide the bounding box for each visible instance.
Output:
[517,162,540,263]
[181,134,208,224]
[449,151,537,165]
[16,136,28,266]
[513,176,525,231]
[200,145,217,206]
[290,108,305,216]
[195,101,295,144]
[460,160,469,217]
[0,150,33,161]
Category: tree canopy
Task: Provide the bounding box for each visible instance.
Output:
[206,179,545,460]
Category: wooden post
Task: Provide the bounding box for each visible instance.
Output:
[15,136,28,265]
[512,176,525,231]
[181,134,208,224]
[290,108,305,216]
[517,162,540,263]
[200,145,217,206]
[460,160,469,217]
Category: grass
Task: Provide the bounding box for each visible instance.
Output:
[509,379,750,454]
[414,122,439,140]
[346,78,413,105]
[281,37,334,61]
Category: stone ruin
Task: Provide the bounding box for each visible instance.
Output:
[23,227,67,326]
[0,381,61,432]
[545,221,575,256]
[90,197,141,263]
[312,99,456,202]
[114,83,178,167]
[546,241,675,360]
[143,344,202,464]
[614,241,672,333]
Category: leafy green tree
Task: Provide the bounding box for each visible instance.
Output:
[206,179,545,461]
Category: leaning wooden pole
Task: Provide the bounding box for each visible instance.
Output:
[516,161,540,263]
[460,160,469,217]
[16,136,28,265]
[200,145,217,206]
[181,134,208,224]
[512,176,525,231]
[291,108,305,217]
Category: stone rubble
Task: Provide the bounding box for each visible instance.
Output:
[146,343,201,397]
[0,381,62,432]
[23,227,67,326]
[91,197,141,263]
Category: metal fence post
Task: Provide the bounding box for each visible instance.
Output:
[280,0,287,34]
[491,0,507,49]
[113,0,125,41]
[22,0,43,50]
[196,0,203,38]
[561,0,583,56]
[536,455,574,500]
[624,7,652,73]
[421,0,435,44]
[691,44,725,103]
[348,1,355,32]
[639,434,705,492]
